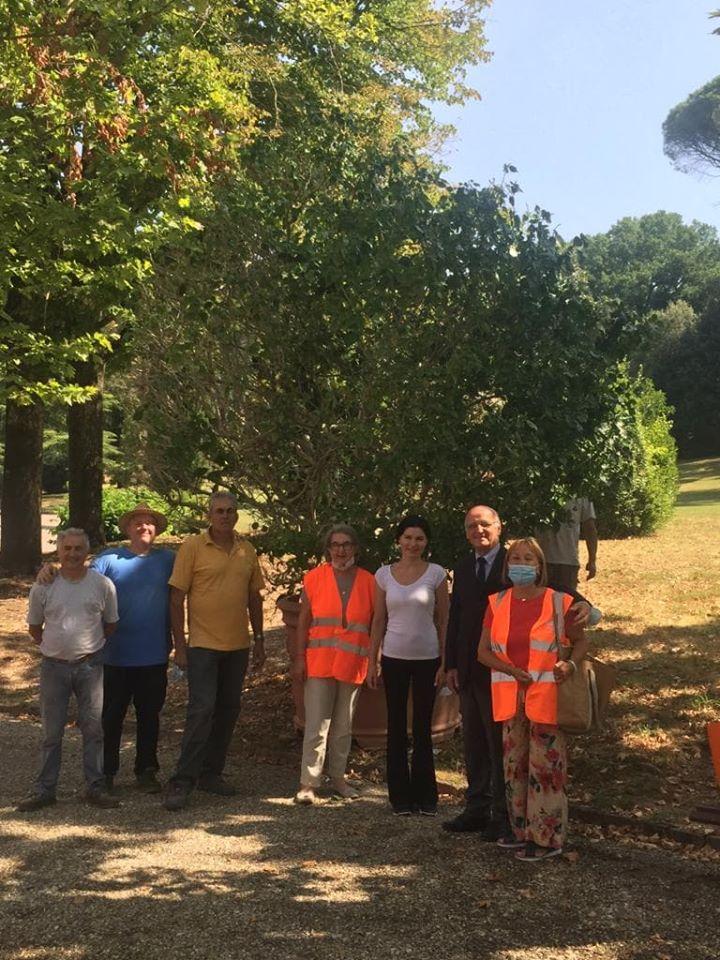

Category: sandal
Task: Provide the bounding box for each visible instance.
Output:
[515,842,563,863]
[496,835,525,849]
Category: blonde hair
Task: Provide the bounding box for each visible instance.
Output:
[503,536,547,587]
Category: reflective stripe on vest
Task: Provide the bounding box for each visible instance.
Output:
[303,564,375,684]
[310,617,370,635]
[487,588,573,724]
[306,637,370,658]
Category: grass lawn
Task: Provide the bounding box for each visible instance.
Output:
[676,457,720,516]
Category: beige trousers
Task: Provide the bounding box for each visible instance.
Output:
[300,677,361,787]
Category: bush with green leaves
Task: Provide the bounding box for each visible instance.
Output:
[55,487,202,544]
[592,371,678,538]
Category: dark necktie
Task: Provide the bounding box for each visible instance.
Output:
[476,555,487,582]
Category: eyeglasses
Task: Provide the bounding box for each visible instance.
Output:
[329,541,354,551]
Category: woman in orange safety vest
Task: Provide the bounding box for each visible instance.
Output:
[293,524,375,805]
[477,537,588,862]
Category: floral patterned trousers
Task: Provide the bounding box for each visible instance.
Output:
[502,707,568,849]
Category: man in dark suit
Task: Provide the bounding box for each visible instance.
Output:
[443,504,593,838]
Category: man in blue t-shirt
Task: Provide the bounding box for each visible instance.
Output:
[92,504,175,793]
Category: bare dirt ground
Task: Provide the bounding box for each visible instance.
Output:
[1,618,719,960]
[2,464,720,960]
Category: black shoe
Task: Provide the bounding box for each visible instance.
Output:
[481,821,512,842]
[392,806,413,816]
[16,793,56,813]
[136,771,162,794]
[198,775,237,797]
[164,781,192,811]
[419,805,438,817]
[442,811,488,833]
[85,788,121,809]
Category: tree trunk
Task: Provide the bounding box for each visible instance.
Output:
[0,399,44,574]
[68,361,105,548]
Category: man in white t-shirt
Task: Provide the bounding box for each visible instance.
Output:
[537,497,598,592]
[17,528,120,812]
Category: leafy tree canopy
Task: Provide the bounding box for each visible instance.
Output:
[0,0,489,400]
[578,212,720,320]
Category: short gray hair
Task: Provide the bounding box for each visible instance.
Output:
[56,527,90,551]
[323,524,360,558]
[208,491,238,512]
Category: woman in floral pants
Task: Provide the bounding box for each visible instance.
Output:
[477,537,588,863]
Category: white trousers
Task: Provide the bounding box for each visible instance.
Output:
[300,677,361,787]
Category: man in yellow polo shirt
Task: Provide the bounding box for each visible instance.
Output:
[164,492,265,810]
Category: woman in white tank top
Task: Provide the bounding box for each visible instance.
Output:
[368,515,449,816]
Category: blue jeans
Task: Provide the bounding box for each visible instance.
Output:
[35,652,105,797]
[170,647,249,785]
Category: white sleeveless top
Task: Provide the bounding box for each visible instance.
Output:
[375,563,446,660]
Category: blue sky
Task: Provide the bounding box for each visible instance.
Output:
[433,1,720,238]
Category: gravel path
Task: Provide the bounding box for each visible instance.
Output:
[1,714,719,960]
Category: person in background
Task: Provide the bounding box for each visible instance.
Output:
[477,537,588,862]
[443,504,596,840]
[368,515,449,817]
[164,492,265,811]
[293,525,375,804]
[537,497,598,591]
[18,528,119,811]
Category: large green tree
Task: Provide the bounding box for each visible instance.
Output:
[579,213,720,456]
[0,0,489,570]
[126,157,675,588]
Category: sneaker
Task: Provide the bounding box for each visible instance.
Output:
[419,804,438,817]
[16,793,56,813]
[136,771,162,794]
[330,779,359,799]
[85,789,121,809]
[197,775,237,797]
[392,806,413,816]
[515,842,563,862]
[294,786,316,805]
[496,835,526,850]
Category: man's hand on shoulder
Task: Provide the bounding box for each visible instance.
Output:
[569,600,591,627]
[36,563,59,585]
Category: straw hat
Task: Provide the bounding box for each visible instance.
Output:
[118,502,169,536]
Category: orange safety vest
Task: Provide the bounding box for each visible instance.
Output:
[486,588,573,725]
[303,564,375,685]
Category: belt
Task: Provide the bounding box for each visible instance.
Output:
[44,653,97,666]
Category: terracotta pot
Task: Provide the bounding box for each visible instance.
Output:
[277,596,305,730]
[277,596,461,749]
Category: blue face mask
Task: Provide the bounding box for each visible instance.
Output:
[508,564,537,586]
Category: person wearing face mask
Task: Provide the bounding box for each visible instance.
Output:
[477,537,588,862]
[443,506,597,840]
[293,525,375,804]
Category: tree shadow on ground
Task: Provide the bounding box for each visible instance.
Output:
[0,759,717,960]
[678,458,720,482]
[567,618,720,818]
